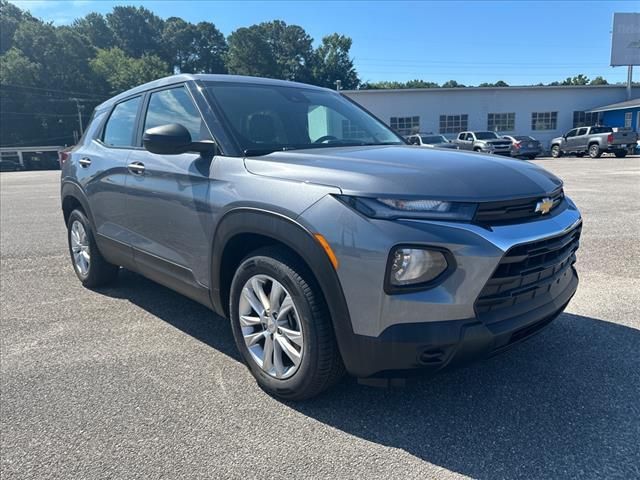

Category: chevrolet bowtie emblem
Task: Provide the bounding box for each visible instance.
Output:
[535,197,554,215]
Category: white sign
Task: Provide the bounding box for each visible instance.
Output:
[611,13,640,66]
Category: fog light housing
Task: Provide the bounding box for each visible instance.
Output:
[385,246,452,293]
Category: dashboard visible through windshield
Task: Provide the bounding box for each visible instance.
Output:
[204,82,404,155]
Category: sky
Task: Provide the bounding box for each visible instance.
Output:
[10,0,638,86]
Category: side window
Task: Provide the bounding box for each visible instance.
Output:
[457,133,466,141]
[102,96,141,147]
[576,128,588,136]
[466,133,474,141]
[144,86,209,142]
[565,129,577,138]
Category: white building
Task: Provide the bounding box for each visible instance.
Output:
[343,85,640,149]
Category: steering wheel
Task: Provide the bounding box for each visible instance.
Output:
[313,135,339,144]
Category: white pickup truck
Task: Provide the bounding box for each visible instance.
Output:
[550,126,638,158]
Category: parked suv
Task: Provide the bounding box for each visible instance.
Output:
[454,131,512,156]
[61,75,582,399]
[550,126,638,158]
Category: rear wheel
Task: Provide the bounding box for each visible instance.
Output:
[229,247,344,400]
[614,150,627,158]
[67,209,119,287]
[588,143,602,158]
[551,145,561,158]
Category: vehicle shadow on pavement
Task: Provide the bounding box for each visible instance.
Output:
[97,271,639,479]
[293,313,640,479]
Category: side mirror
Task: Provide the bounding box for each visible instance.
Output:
[143,123,216,156]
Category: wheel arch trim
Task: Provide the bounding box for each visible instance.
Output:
[209,207,356,365]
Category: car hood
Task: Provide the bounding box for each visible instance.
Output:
[244,145,562,201]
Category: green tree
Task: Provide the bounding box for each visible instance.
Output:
[442,79,465,88]
[0,0,32,54]
[106,6,165,59]
[559,74,590,86]
[590,76,608,85]
[90,47,168,94]
[478,80,509,87]
[312,34,359,89]
[226,26,278,77]
[161,18,227,73]
[227,21,313,81]
[72,13,115,49]
[405,79,439,88]
[193,22,227,73]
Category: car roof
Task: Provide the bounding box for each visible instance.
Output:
[95,74,332,111]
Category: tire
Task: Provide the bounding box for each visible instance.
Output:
[229,246,344,400]
[473,147,482,153]
[67,209,119,288]
[551,145,562,158]
[614,150,627,158]
[588,143,602,158]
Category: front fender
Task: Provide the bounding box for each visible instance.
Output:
[209,207,355,366]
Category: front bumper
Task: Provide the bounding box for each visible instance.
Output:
[299,194,582,378]
[338,265,576,378]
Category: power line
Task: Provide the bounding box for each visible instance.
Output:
[0,111,80,117]
[1,134,74,147]
[0,83,105,99]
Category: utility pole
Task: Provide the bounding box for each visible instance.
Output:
[70,98,84,135]
[627,66,633,100]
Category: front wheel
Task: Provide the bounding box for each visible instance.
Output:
[588,144,602,158]
[551,145,561,158]
[229,247,344,400]
[67,209,119,287]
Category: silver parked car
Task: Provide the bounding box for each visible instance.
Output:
[60,74,582,399]
[502,135,542,159]
[406,133,459,149]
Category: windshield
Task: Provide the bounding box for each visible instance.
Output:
[205,82,404,155]
[475,131,500,140]
[421,135,447,144]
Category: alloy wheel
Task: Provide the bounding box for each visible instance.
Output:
[70,220,90,276]
[239,275,304,379]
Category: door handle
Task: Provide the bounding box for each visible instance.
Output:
[79,157,91,167]
[127,162,145,175]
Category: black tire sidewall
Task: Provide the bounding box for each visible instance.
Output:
[551,145,560,158]
[229,254,324,398]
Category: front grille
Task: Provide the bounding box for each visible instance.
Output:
[474,188,564,225]
[475,223,581,323]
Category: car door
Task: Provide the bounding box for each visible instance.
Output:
[563,129,578,151]
[78,96,142,264]
[573,127,589,151]
[121,85,216,289]
[457,132,471,150]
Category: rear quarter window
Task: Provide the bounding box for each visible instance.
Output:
[102,96,142,147]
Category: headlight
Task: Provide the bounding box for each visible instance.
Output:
[386,246,452,292]
[336,195,477,221]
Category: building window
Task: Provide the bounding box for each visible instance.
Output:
[390,116,420,135]
[439,114,468,134]
[531,112,558,130]
[573,111,601,128]
[487,112,515,132]
[624,112,633,128]
[342,119,368,139]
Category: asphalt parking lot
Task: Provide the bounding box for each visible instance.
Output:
[1,157,639,480]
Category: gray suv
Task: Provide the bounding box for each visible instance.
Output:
[61,74,582,399]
